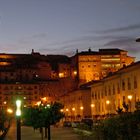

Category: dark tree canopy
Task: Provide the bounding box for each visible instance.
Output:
[22,102,64,129]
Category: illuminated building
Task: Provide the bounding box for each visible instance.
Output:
[71,48,135,84]
[90,61,140,116]
[60,87,91,120]
[0,50,75,109]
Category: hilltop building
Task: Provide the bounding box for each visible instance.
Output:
[71,48,134,84]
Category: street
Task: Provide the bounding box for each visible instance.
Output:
[4,122,81,140]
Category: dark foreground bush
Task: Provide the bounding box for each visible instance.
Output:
[98,111,140,140]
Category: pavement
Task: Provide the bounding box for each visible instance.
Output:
[4,122,81,140]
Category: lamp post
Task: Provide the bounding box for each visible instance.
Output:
[106,100,110,116]
[128,95,132,112]
[91,104,95,119]
[16,100,21,140]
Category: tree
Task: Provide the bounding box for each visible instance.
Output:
[22,102,64,140]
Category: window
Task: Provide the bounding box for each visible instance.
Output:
[108,86,111,95]
[117,83,120,94]
[113,85,115,95]
[95,93,97,99]
[105,87,107,96]
[123,96,125,102]
[101,91,104,98]
[134,76,137,89]
[122,80,125,90]
[128,78,131,90]
[88,65,90,67]
[98,91,100,99]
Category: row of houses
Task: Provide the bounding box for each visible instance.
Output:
[60,61,140,120]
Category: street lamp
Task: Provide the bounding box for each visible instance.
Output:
[128,95,132,112]
[91,104,95,118]
[106,100,110,115]
[16,100,21,140]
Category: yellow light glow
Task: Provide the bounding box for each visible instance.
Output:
[66,108,69,112]
[7,108,13,114]
[42,97,47,101]
[60,109,63,112]
[72,107,75,111]
[80,106,84,110]
[59,73,64,78]
[128,95,132,100]
[3,101,7,105]
[91,104,95,108]
[36,101,41,106]
[73,71,77,75]
[106,100,110,105]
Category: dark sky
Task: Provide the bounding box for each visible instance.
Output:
[0,0,140,60]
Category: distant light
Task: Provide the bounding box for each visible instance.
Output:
[7,108,13,114]
[72,107,75,111]
[59,73,64,78]
[3,101,7,105]
[66,108,69,112]
[73,71,77,75]
[60,109,64,112]
[106,100,110,105]
[91,104,95,108]
[42,97,47,101]
[128,95,132,100]
[80,106,84,110]
[23,97,26,99]
[36,101,41,106]
[47,104,50,108]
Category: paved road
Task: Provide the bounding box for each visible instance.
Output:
[4,122,81,140]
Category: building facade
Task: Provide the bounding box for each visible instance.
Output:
[71,48,135,84]
[60,87,91,121]
[91,61,140,116]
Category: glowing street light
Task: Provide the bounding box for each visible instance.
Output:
[72,107,75,111]
[16,100,22,140]
[106,100,110,115]
[16,100,21,116]
[80,106,84,110]
[91,104,95,108]
[106,100,110,105]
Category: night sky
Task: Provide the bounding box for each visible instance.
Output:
[0,0,140,60]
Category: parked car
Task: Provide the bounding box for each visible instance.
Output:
[63,121,71,127]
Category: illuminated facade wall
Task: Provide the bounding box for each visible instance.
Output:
[0,83,40,108]
[78,55,101,83]
[75,49,135,84]
[91,61,140,116]
[60,89,91,120]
